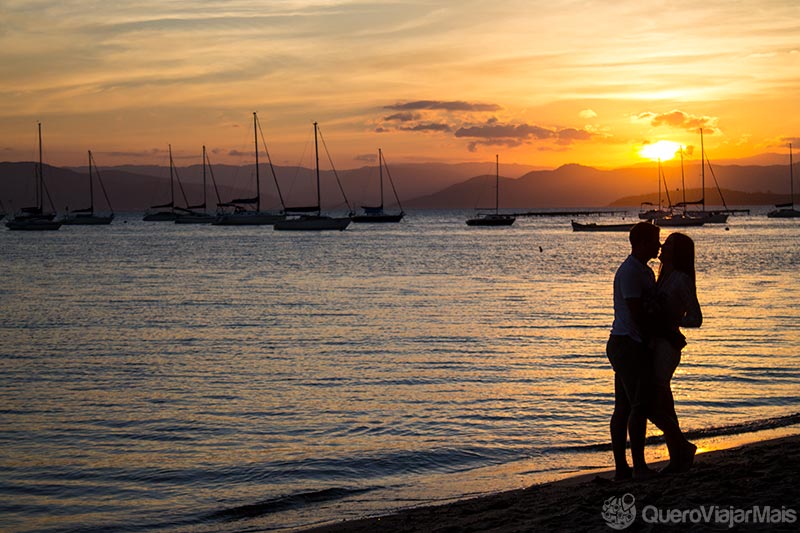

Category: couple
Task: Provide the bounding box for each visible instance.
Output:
[607,222,702,481]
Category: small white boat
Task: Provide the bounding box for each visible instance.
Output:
[213,113,286,226]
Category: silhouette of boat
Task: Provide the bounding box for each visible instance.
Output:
[642,158,704,227]
[571,221,635,232]
[6,122,62,231]
[351,148,404,223]
[767,143,800,218]
[466,155,515,226]
[143,145,189,221]
[213,112,286,226]
[274,122,351,231]
[62,150,114,225]
[175,146,222,224]
[676,129,729,224]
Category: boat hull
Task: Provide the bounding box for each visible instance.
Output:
[767,208,800,218]
[143,211,178,222]
[6,219,62,231]
[350,213,404,223]
[212,212,285,225]
[571,221,635,232]
[466,214,515,226]
[688,211,729,224]
[651,216,705,227]
[175,213,216,224]
[274,216,351,231]
[62,214,114,225]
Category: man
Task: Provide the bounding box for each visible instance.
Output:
[607,222,695,480]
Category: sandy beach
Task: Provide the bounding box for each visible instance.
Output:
[305,434,800,532]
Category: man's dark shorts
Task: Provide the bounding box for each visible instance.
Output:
[607,334,652,416]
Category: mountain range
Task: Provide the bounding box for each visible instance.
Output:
[0,158,796,213]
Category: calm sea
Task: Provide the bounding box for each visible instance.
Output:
[1,209,798,532]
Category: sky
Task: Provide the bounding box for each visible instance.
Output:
[1,0,799,170]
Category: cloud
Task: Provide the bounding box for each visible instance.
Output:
[383,112,420,122]
[385,100,501,112]
[104,148,167,158]
[579,109,597,119]
[636,110,719,133]
[354,153,377,163]
[398,122,452,132]
[452,120,599,152]
[455,123,554,140]
[466,139,525,152]
[556,128,593,144]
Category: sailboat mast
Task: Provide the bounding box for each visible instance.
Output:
[88,150,95,214]
[680,147,686,208]
[37,122,43,211]
[254,112,261,212]
[495,154,499,214]
[700,128,706,213]
[379,148,384,210]
[791,143,795,209]
[169,144,175,213]
[657,158,662,210]
[202,145,207,212]
[314,122,321,215]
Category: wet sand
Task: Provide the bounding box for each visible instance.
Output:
[305,434,800,532]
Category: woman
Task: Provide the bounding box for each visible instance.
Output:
[648,232,702,472]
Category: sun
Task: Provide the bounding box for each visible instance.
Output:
[639,140,682,161]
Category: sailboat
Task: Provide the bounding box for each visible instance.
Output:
[638,158,671,220]
[767,143,800,218]
[62,151,114,225]
[351,149,404,223]
[466,155,515,226]
[6,122,62,231]
[274,122,351,231]
[645,158,703,227]
[175,146,222,224]
[143,145,187,221]
[677,129,729,224]
[213,112,286,225]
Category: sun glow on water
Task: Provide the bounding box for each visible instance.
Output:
[639,140,682,162]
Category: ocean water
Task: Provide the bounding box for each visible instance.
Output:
[1,209,798,532]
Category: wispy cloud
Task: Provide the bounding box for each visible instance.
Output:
[385,101,502,112]
[398,123,452,133]
[383,112,421,122]
[455,120,597,150]
[354,153,377,163]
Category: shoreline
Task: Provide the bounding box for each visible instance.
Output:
[302,433,800,532]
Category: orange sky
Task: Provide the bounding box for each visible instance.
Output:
[1,1,798,169]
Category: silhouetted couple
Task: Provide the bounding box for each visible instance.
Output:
[607,222,702,480]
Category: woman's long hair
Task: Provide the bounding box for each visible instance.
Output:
[662,232,696,289]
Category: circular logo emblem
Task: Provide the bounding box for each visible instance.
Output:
[602,493,636,530]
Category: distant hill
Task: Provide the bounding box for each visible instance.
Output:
[1,159,795,211]
[406,162,798,208]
